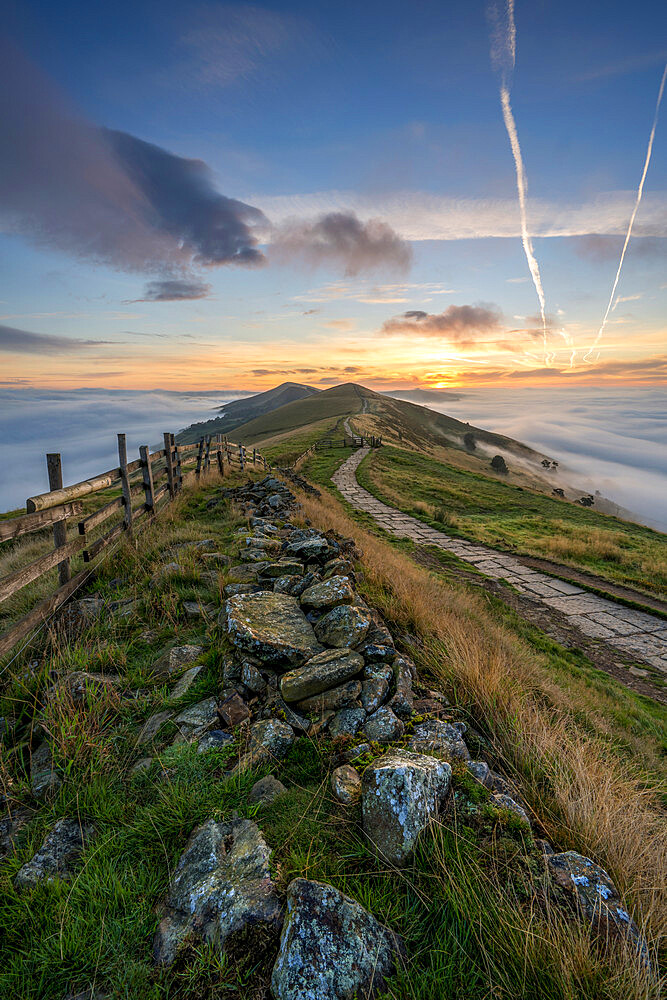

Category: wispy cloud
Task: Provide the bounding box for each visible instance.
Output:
[131,279,212,302]
[0,324,113,355]
[271,212,411,276]
[382,304,502,340]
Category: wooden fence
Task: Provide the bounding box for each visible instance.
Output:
[0,432,272,661]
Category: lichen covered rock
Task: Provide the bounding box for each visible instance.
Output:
[362,749,451,865]
[314,604,371,648]
[271,878,403,1000]
[280,649,363,702]
[363,706,405,743]
[300,576,354,610]
[331,765,362,804]
[225,592,320,667]
[407,718,470,761]
[15,817,95,890]
[153,818,283,965]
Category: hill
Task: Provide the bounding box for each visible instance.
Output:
[177,381,320,443]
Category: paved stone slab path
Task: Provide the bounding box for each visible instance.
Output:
[333,447,667,675]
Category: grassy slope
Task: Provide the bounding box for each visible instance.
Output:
[1,472,663,998]
[354,445,667,599]
[177,382,320,445]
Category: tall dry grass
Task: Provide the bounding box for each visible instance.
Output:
[298,491,666,953]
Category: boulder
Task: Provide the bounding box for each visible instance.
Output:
[300,576,355,610]
[314,605,371,648]
[407,718,470,761]
[225,592,320,667]
[182,600,214,620]
[280,649,363,702]
[174,697,219,739]
[362,749,451,865]
[329,707,366,739]
[331,765,362,804]
[197,730,235,753]
[547,851,647,957]
[260,561,304,579]
[285,536,332,562]
[248,719,295,764]
[241,661,266,694]
[226,563,269,584]
[360,662,393,714]
[218,692,250,727]
[388,658,414,720]
[240,536,282,554]
[296,680,362,714]
[363,706,404,743]
[153,818,283,965]
[15,818,95,890]
[466,760,493,788]
[271,878,403,1000]
[357,642,396,663]
[249,775,287,805]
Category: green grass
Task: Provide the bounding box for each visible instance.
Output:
[356,445,667,599]
[0,474,662,999]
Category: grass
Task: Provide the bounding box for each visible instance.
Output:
[354,445,667,599]
[0,470,663,998]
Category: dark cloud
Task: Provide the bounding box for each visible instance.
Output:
[272,212,411,276]
[105,129,267,268]
[0,40,266,289]
[133,279,212,302]
[342,366,361,373]
[382,304,502,339]
[302,308,319,315]
[0,324,111,355]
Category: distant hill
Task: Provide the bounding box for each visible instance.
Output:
[177,382,320,443]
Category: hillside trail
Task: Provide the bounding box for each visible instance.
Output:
[332,446,667,697]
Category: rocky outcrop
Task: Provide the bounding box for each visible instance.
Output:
[362,749,452,865]
[271,878,404,1000]
[153,818,283,965]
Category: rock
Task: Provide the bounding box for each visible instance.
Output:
[248,719,295,764]
[342,742,371,763]
[153,818,283,965]
[199,552,231,567]
[466,761,493,787]
[407,718,470,761]
[0,805,32,859]
[271,878,403,1000]
[412,698,448,718]
[300,576,354,610]
[322,558,354,579]
[331,765,361,804]
[151,561,184,584]
[285,536,332,562]
[130,757,153,776]
[363,706,404,743]
[329,707,366,738]
[14,818,95,890]
[153,644,203,678]
[547,851,647,957]
[360,662,393,714]
[136,710,174,746]
[314,604,371,648]
[46,671,120,704]
[182,600,214,620]
[226,563,269,584]
[248,775,287,805]
[491,793,530,825]
[170,665,204,699]
[388,658,414,720]
[218,691,250,727]
[297,680,362,714]
[174,697,219,739]
[240,536,282,554]
[280,649,363,702]
[241,661,266,694]
[225,593,320,667]
[358,642,396,663]
[224,582,256,597]
[260,561,304,578]
[362,749,452,865]
[197,730,235,753]
[273,696,312,734]
[30,742,61,799]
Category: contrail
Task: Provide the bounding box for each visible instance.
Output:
[584,61,667,363]
[489,1,551,365]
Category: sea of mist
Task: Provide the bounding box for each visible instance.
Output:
[1,385,665,534]
[416,386,667,533]
[0,388,242,511]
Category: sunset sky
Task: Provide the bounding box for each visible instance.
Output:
[1,0,666,391]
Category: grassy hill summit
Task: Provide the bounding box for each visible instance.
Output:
[178,382,321,444]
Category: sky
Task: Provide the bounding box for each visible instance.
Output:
[0,0,666,392]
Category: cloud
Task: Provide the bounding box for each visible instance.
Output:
[254,190,667,241]
[133,279,212,302]
[272,212,411,276]
[0,324,111,355]
[295,281,456,304]
[382,304,502,339]
[573,235,667,262]
[0,40,266,285]
[574,49,667,83]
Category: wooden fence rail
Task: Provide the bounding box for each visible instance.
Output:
[0,432,273,661]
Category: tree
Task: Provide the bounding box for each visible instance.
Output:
[463,432,476,452]
[541,459,551,469]
[490,454,508,474]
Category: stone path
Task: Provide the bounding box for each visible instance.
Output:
[332,447,667,675]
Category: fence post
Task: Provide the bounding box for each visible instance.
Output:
[252,448,256,465]
[196,438,204,478]
[140,445,155,513]
[46,453,70,585]
[117,433,133,534]
[217,447,224,477]
[163,433,175,497]
[204,435,211,472]
[172,434,183,490]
